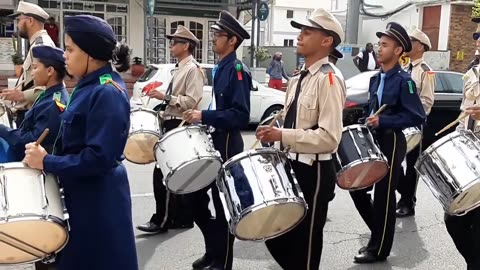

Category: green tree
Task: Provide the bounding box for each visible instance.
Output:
[473,0,480,18]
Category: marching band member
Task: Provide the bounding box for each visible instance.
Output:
[444,18,480,270]
[137,25,203,234]
[257,8,346,269]
[396,28,435,218]
[183,10,251,270]
[350,22,425,263]
[3,1,55,127]
[23,15,138,270]
[0,45,67,161]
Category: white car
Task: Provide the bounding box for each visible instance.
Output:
[129,64,285,124]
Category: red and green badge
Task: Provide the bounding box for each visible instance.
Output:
[236,63,243,81]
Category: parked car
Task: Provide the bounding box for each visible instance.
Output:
[130,64,285,124]
[343,70,464,149]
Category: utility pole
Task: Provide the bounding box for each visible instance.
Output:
[346,0,361,44]
[250,0,257,68]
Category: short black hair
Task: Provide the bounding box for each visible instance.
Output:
[187,40,196,55]
[227,34,242,50]
[38,59,67,81]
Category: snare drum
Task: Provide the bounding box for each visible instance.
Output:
[336,125,389,190]
[403,127,422,153]
[154,125,222,194]
[258,114,284,148]
[416,130,480,216]
[218,148,307,241]
[0,162,69,264]
[124,108,163,164]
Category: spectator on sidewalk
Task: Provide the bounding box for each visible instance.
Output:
[353,43,379,72]
[267,52,289,90]
[44,17,59,47]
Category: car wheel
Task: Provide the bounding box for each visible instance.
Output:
[261,105,283,122]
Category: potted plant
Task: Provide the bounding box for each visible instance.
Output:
[11,52,23,77]
[131,57,145,77]
[248,47,271,84]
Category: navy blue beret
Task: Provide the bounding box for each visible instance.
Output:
[376,22,412,53]
[211,10,250,40]
[32,45,65,64]
[64,15,117,61]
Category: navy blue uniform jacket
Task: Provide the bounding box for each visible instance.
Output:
[201,52,251,161]
[43,65,138,270]
[0,83,68,160]
[363,64,426,130]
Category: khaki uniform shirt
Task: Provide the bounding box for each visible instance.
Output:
[14,30,55,112]
[458,65,480,133]
[280,57,346,154]
[164,55,204,118]
[409,58,435,115]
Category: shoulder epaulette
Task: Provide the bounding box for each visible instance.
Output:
[420,63,431,72]
[320,63,335,74]
[99,74,123,92]
[34,36,44,45]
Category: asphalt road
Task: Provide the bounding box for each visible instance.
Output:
[1,131,467,270]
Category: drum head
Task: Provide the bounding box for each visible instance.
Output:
[235,202,306,241]
[337,160,389,190]
[124,133,159,164]
[165,158,222,194]
[0,220,68,264]
[449,181,480,216]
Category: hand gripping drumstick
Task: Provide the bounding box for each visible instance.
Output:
[435,113,469,137]
[178,97,203,128]
[22,128,49,165]
[251,110,284,150]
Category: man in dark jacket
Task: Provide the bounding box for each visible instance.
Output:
[353,43,379,72]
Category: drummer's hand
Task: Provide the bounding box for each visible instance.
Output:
[183,109,202,123]
[146,88,164,100]
[366,116,379,128]
[24,142,47,170]
[256,126,281,143]
[465,105,480,121]
[0,88,24,102]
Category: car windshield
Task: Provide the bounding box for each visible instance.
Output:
[138,66,159,82]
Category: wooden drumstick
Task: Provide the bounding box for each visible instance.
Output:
[372,104,388,117]
[251,110,284,150]
[178,97,203,128]
[22,128,49,166]
[435,113,468,137]
[35,128,50,146]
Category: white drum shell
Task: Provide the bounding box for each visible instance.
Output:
[154,125,222,194]
[0,162,68,264]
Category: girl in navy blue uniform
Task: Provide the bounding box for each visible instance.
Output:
[0,45,68,162]
[24,15,138,270]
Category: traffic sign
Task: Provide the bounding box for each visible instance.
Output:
[258,1,269,21]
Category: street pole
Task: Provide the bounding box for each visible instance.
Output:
[143,0,148,65]
[250,0,256,68]
[346,0,360,44]
[256,1,260,49]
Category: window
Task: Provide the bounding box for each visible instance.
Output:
[146,17,167,64]
[437,73,463,94]
[204,68,213,86]
[286,10,294,18]
[138,66,159,82]
[284,39,294,47]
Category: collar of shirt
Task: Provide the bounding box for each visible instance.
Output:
[76,64,113,89]
[411,57,425,67]
[379,64,403,79]
[217,51,237,70]
[29,30,48,45]
[178,55,194,69]
[43,83,65,99]
[305,56,329,76]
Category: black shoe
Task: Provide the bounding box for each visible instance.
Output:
[192,254,213,269]
[354,251,387,264]
[358,246,368,254]
[396,205,415,218]
[136,221,168,234]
